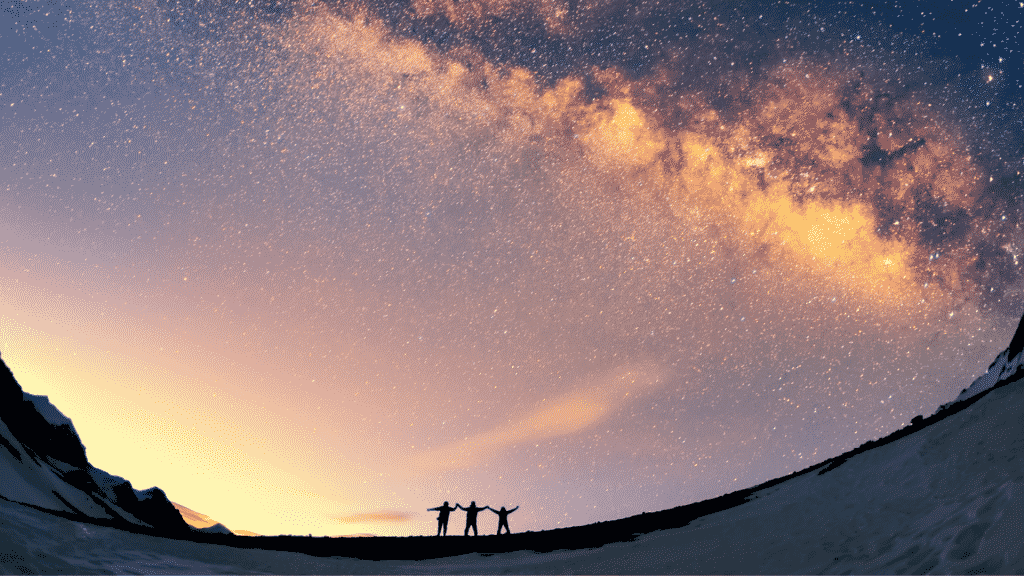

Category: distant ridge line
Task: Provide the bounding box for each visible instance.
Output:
[1006,312,1024,361]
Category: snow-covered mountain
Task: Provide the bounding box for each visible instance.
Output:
[0,352,191,536]
[954,315,1024,403]
[171,502,222,531]
[172,501,257,535]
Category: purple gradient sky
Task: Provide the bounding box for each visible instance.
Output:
[1,0,1022,536]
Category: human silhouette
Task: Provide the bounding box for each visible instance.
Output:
[428,501,457,536]
[489,505,519,535]
[456,501,487,536]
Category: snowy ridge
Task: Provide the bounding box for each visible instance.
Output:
[173,501,240,534]
[953,313,1024,403]
[23,392,76,429]
[89,467,164,509]
[196,523,234,535]
[0,351,191,536]
[0,417,148,525]
[0,415,167,529]
[953,348,1023,403]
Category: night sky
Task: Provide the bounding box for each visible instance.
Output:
[1,0,1023,537]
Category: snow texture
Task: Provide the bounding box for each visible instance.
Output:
[955,347,1024,403]
[0,416,116,520]
[955,315,1024,403]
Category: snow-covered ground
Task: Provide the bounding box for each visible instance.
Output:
[2,365,1022,574]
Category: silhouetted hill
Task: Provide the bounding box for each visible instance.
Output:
[0,351,191,538]
[197,522,234,535]
[0,357,88,469]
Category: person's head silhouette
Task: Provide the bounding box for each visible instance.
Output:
[500,506,506,512]
[470,501,476,507]
[443,501,449,506]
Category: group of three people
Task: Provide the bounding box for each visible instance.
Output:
[428,501,519,536]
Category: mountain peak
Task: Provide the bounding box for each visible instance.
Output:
[1005,312,1024,362]
[0,351,88,469]
[954,312,1024,403]
[0,350,190,536]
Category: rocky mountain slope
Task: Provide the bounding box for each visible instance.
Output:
[0,352,191,537]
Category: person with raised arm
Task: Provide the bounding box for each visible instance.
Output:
[427,501,457,536]
[488,505,519,535]
[455,501,487,536]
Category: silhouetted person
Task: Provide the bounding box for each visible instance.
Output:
[428,501,457,536]
[456,501,487,536]
[489,505,519,535]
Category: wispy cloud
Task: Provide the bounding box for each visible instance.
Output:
[331,511,416,524]
[412,364,667,472]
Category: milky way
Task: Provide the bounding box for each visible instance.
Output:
[1,0,1022,536]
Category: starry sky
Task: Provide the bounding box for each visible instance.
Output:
[1,0,1022,537]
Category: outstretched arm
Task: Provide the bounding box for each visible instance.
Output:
[509,506,519,513]
[427,506,438,511]
[454,504,462,510]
